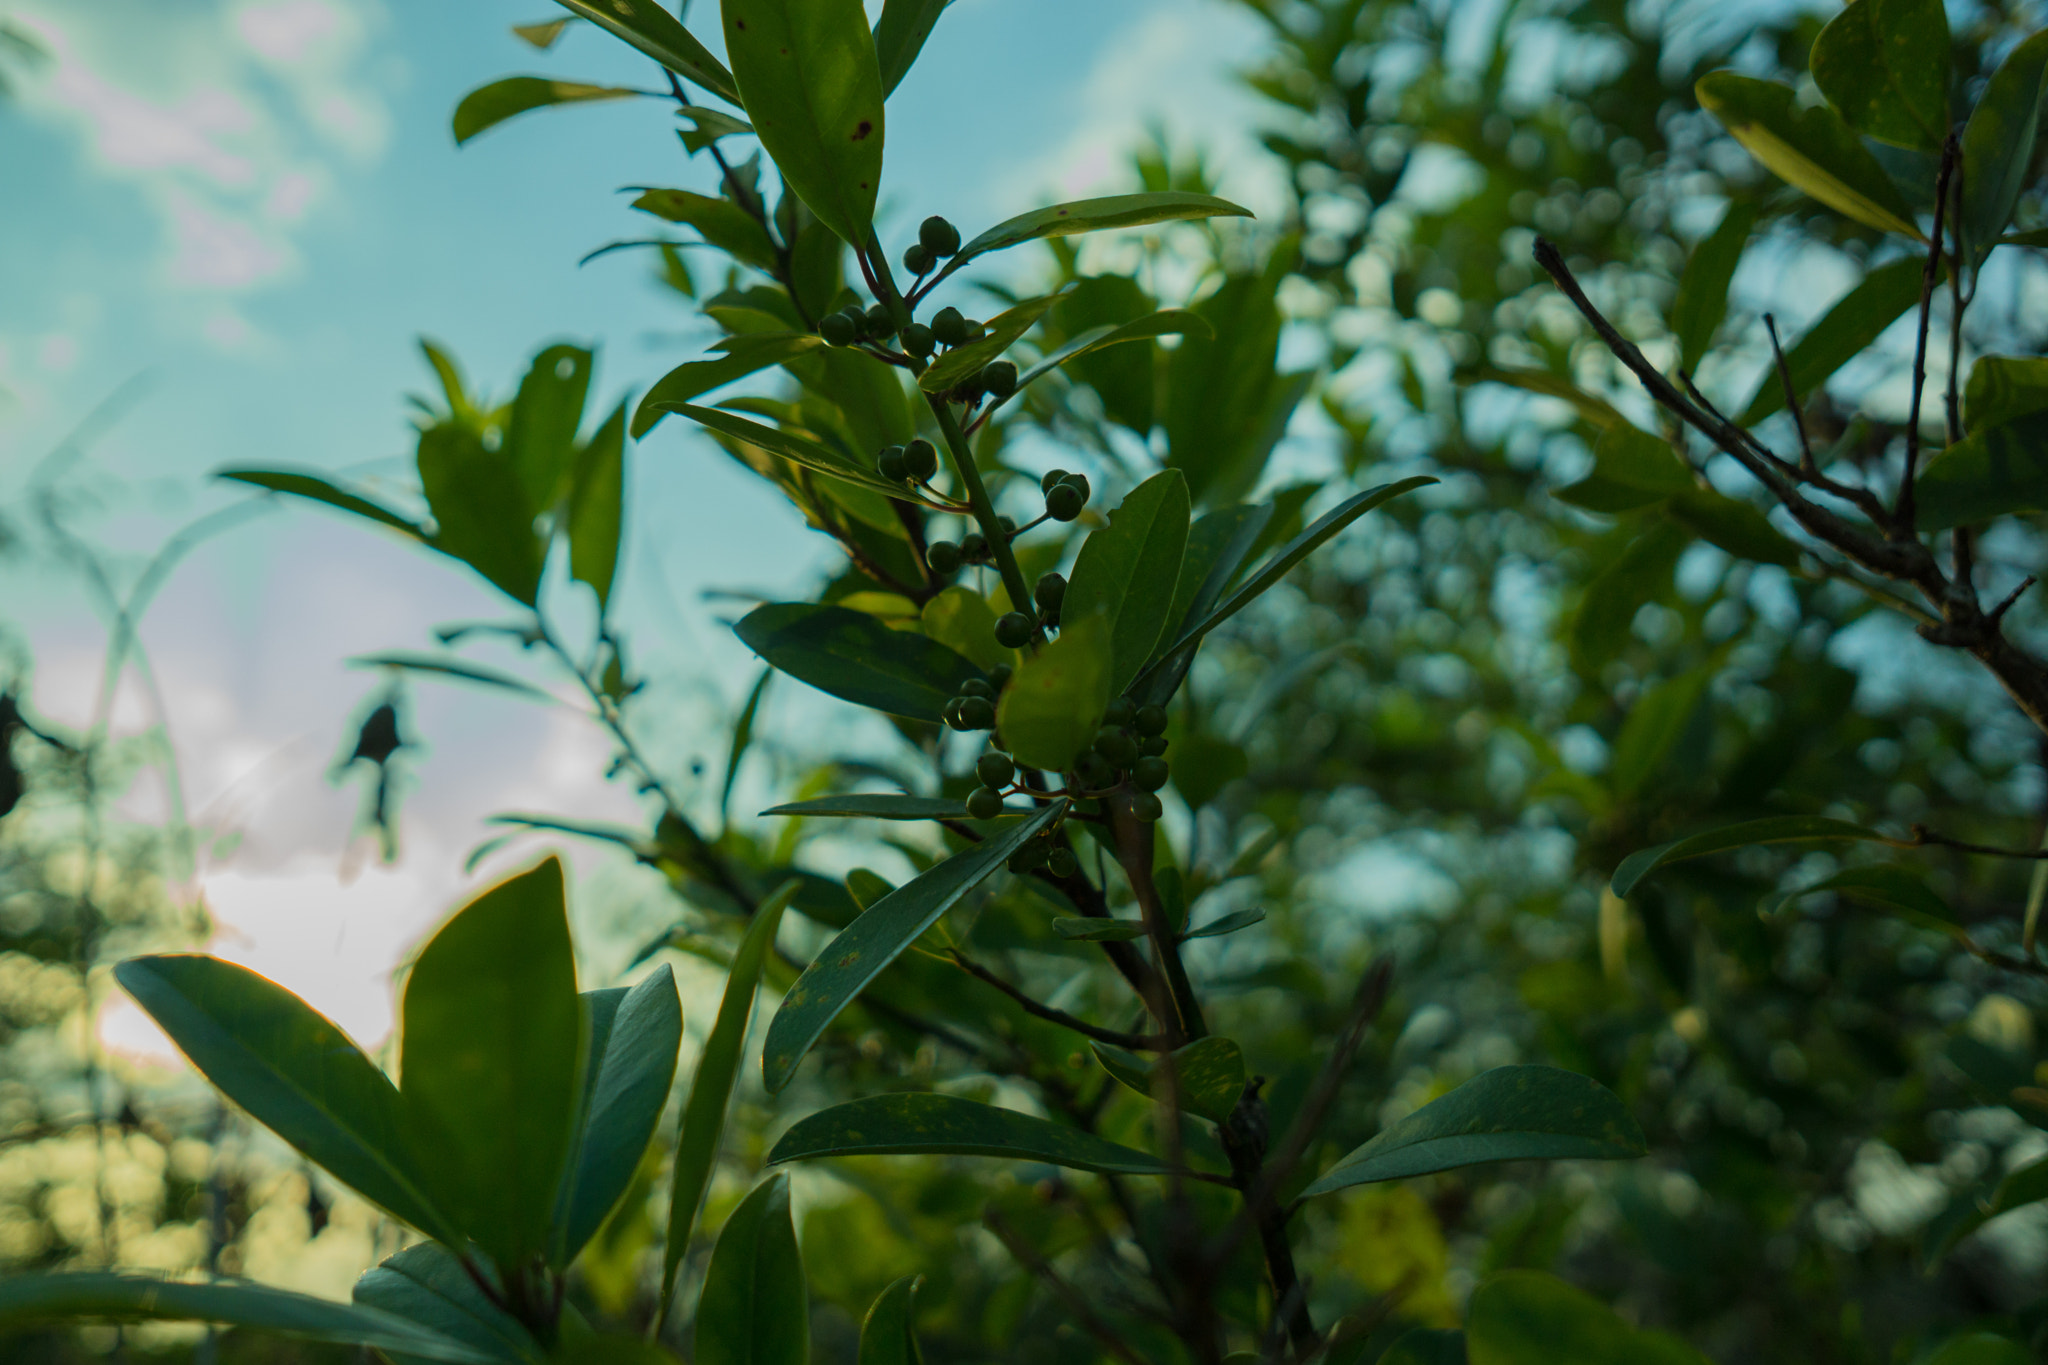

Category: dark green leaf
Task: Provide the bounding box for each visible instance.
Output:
[417,423,546,606]
[872,0,948,97]
[400,858,581,1268]
[1382,1329,1466,1365]
[997,309,1211,414]
[633,334,824,438]
[353,1243,541,1365]
[112,955,453,1242]
[1611,816,1891,897]
[1554,423,1695,512]
[1738,256,1925,424]
[1181,907,1266,940]
[568,398,627,613]
[762,794,969,820]
[917,293,1063,393]
[1965,356,2048,432]
[720,668,772,821]
[678,106,755,154]
[1136,503,1273,708]
[1063,470,1190,695]
[1666,489,1800,567]
[1915,414,2048,530]
[655,402,910,497]
[0,1273,495,1363]
[1919,1336,2032,1365]
[508,343,592,513]
[218,468,425,538]
[452,78,640,146]
[735,602,984,722]
[767,1090,1177,1175]
[1471,367,1629,429]
[1052,916,1147,941]
[925,192,1252,293]
[696,1174,807,1365]
[1764,864,1964,939]
[552,967,683,1266]
[1465,1270,1710,1365]
[632,189,780,272]
[550,0,739,105]
[512,18,573,48]
[762,801,1066,1092]
[1301,1066,1644,1196]
[1164,264,1285,506]
[720,0,884,249]
[662,881,799,1308]
[1962,31,2048,261]
[1696,73,1921,237]
[1608,666,1712,797]
[997,615,1111,772]
[857,1275,925,1365]
[921,586,1007,672]
[1569,522,1687,672]
[1090,1037,1247,1123]
[1054,274,1160,433]
[350,653,556,704]
[1811,0,1950,149]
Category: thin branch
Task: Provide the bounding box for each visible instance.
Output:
[986,1211,1150,1365]
[1763,313,1814,470]
[1903,825,2048,861]
[1899,133,1959,531]
[947,949,1168,1050]
[1989,577,2036,627]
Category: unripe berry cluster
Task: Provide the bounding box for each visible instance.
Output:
[1072,696,1169,820]
[1039,468,1091,523]
[940,667,1010,734]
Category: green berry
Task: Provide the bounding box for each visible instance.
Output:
[1140,734,1168,757]
[987,663,1013,691]
[1135,704,1168,736]
[994,611,1034,649]
[960,532,988,560]
[1077,752,1115,788]
[1104,697,1136,728]
[927,541,962,575]
[903,243,936,275]
[841,306,872,339]
[876,445,907,481]
[959,677,994,700]
[959,696,996,730]
[976,752,1016,787]
[865,304,898,339]
[931,306,969,346]
[1133,756,1170,792]
[901,322,935,357]
[942,697,968,730]
[980,359,1019,399]
[1061,472,1091,504]
[904,438,939,482]
[1007,843,1044,874]
[998,515,1017,537]
[1129,791,1164,822]
[1047,846,1077,878]
[966,786,1005,820]
[1045,483,1083,522]
[1034,574,1066,612]
[819,312,856,347]
[1041,468,1069,494]
[920,215,962,257]
[1095,728,1139,768]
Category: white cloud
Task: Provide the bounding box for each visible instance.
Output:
[167,191,290,288]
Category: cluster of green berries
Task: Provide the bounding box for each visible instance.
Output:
[1040,468,1090,523]
[925,516,1019,576]
[941,667,1011,734]
[1076,697,1170,820]
[1006,830,1079,878]
[900,215,962,278]
[875,438,939,485]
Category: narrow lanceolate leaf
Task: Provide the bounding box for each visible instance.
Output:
[1964,356,2048,433]
[917,293,1064,393]
[1915,415,2048,530]
[720,0,884,249]
[400,858,582,1269]
[632,334,825,437]
[762,794,971,820]
[1737,257,1925,425]
[1181,906,1266,940]
[661,881,799,1311]
[113,956,454,1243]
[767,1091,1178,1175]
[1810,0,1950,149]
[550,0,739,105]
[1611,816,1892,898]
[350,653,556,704]
[568,398,628,613]
[1137,478,1436,689]
[0,1273,496,1363]
[631,189,780,272]
[1053,917,1147,941]
[1381,1328,1468,1365]
[735,602,985,722]
[872,0,948,97]
[218,468,424,539]
[353,1243,543,1365]
[1696,73,1921,238]
[762,801,1066,1092]
[997,614,1111,773]
[1063,470,1191,695]
[1090,1036,1247,1123]
[1136,503,1273,709]
[857,1276,926,1365]
[1301,1066,1644,1197]
[923,192,1253,293]
[452,78,641,146]
[658,402,911,498]
[551,967,683,1267]
[1466,1270,1712,1365]
[1961,31,2048,261]
[695,1174,808,1365]
[720,667,773,821]
[677,106,755,154]
[994,309,1213,415]
[1764,864,1964,939]
[1670,200,1755,373]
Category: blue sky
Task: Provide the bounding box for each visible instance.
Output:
[1,0,1278,1057]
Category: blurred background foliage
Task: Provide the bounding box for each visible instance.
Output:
[7,0,2048,1361]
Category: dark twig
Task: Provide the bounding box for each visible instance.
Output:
[1899,133,1959,532]
[1763,313,1813,470]
[987,1211,1149,1365]
[947,949,1168,1050]
[1904,824,2048,861]
[1989,577,2036,627]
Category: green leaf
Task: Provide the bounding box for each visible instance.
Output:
[1672,201,1756,373]
[1054,274,1161,433]
[569,398,628,613]
[1090,1037,1247,1123]
[1962,31,2048,261]
[656,402,911,498]
[1136,503,1274,709]
[719,668,772,822]
[921,586,1007,672]
[1554,423,1695,513]
[996,309,1212,414]
[1919,1335,2032,1365]
[696,1174,808,1365]
[1138,478,1436,688]
[1611,816,1891,898]
[1737,255,1925,424]
[917,292,1064,393]
[1666,489,1801,568]
[1695,73,1921,237]
[1465,1270,1710,1365]
[677,106,755,154]
[452,78,640,146]
[735,601,984,722]
[1052,916,1147,941]
[857,1275,925,1365]
[552,968,683,1267]
[1301,1066,1644,1197]
[1569,522,1687,672]
[1063,470,1191,695]
[111,955,453,1243]
[1763,864,1964,939]
[512,18,573,49]
[762,794,969,820]
[762,800,1066,1092]
[925,192,1252,293]
[633,334,825,438]
[662,882,799,1309]
[872,0,948,98]
[1811,0,1950,149]
[550,0,739,105]
[720,0,884,249]
[507,343,592,512]
[767,1090,1178,1176]
[1382,1330,1467,1365]
[1181,906,1266,940]
[1164,264,1286,506]
[417,423,546,606]
[218,468,425,538]
[353,1243,542,1365]
[0,1273,496,1363]
[350,653,556,704]
[1915,414,2048,530]
[1608,665,1712,798]
[632,189,780,272]
[1472,366,1629,429]
[1966,356,2048,432]
[997,614,1112,773]
[400,858,581,1269]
